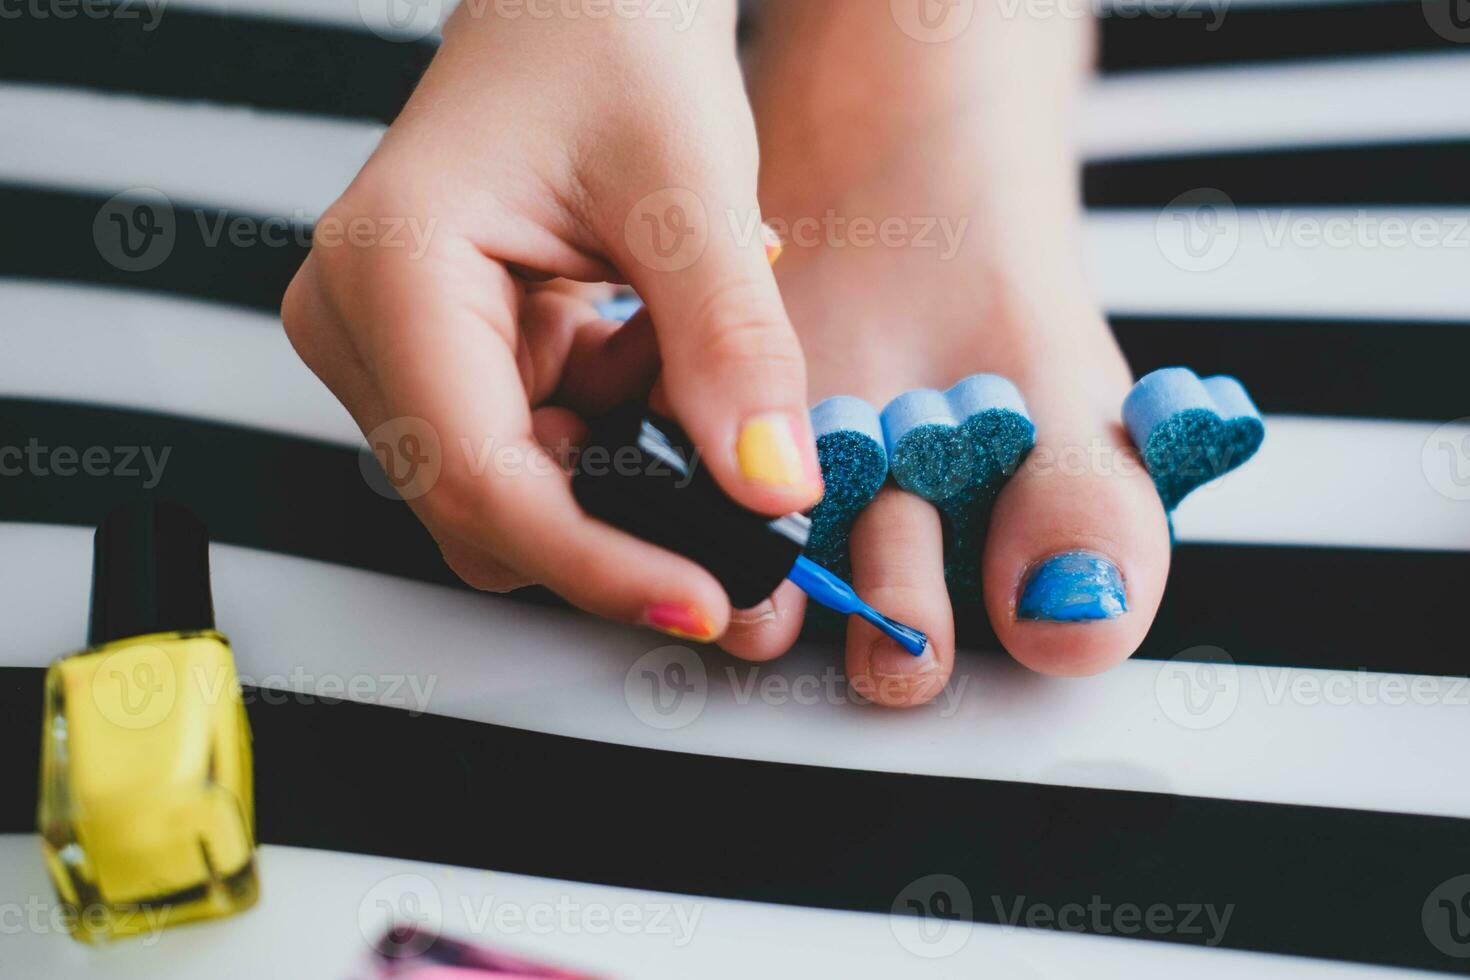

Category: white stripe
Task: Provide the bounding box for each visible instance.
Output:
[0,281,361,444]
[1174,414,1470,552]
[0,84,380,216]
[1085,53,1470,159]
[9,55,1470,217]
[5,522,1468,818]
[1088,206,1470,319]
[5,279,1465,553]
[0,837,1410,979]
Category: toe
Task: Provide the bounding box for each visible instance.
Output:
[718,581,807,663]
[982,392,1171,677]
[845,486,955,708]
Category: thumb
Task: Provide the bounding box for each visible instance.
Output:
[617,186,821,517]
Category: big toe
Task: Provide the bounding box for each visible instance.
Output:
[982,389,1172,677]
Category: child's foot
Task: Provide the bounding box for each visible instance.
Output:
[720,1,1172,704]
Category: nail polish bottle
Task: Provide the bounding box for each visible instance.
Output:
[572,407,809,609]
[571,408,928,655]
[37,502,258,943]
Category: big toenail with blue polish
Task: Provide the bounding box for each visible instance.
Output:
[1016,551,1127,622]
[882,375,1035,590]
[1123,367,1265,512]
[807,395,888,575]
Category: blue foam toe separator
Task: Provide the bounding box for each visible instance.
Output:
[881,375,1035,589]
[807,396,889,576]
[1123,367,1265,512]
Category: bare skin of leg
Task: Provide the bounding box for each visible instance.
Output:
[720,0,1171,706]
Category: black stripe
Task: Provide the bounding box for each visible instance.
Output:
[0,4,433,123]
[1,2,1458,121]
[0,666,1466,973]
[3,397,1468,677]
[1113,316,1470,421]
[8,182,1470,422]
[0,398,455,587]
[1086,141,1470,207]
[0,184,306,313]
[1098,1,1463,72]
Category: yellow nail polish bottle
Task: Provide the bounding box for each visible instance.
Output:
[37,502,258,943]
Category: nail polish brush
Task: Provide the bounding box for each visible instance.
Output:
[571,407,928,656]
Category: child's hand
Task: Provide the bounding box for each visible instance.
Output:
[282,3,821,642]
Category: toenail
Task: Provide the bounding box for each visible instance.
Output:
[863,640,941,703]
[730,599,777,625]
[1016,550,1127,623]
[868,638,938,681]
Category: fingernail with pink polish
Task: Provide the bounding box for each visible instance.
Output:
[645,602,718,643]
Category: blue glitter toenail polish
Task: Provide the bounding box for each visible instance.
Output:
[1016,550,1127,622]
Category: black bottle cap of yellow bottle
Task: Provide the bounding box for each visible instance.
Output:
[88,501,216,647]
[571,407,809,609]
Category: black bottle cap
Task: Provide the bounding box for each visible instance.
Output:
[87,501,216,647]
[572,408,808,610]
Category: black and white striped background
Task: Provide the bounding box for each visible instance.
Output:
[1,0,1468,976]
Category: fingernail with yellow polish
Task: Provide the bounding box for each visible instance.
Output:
[738,412,816,492]
[762,223,784,266]
[645,602,718,643]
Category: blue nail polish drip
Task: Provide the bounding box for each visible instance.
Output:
[1017,550,1127,622]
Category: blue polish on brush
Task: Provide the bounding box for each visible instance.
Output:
[787,555,929,656]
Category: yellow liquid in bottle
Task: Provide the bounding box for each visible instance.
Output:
[37,630,258,942]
